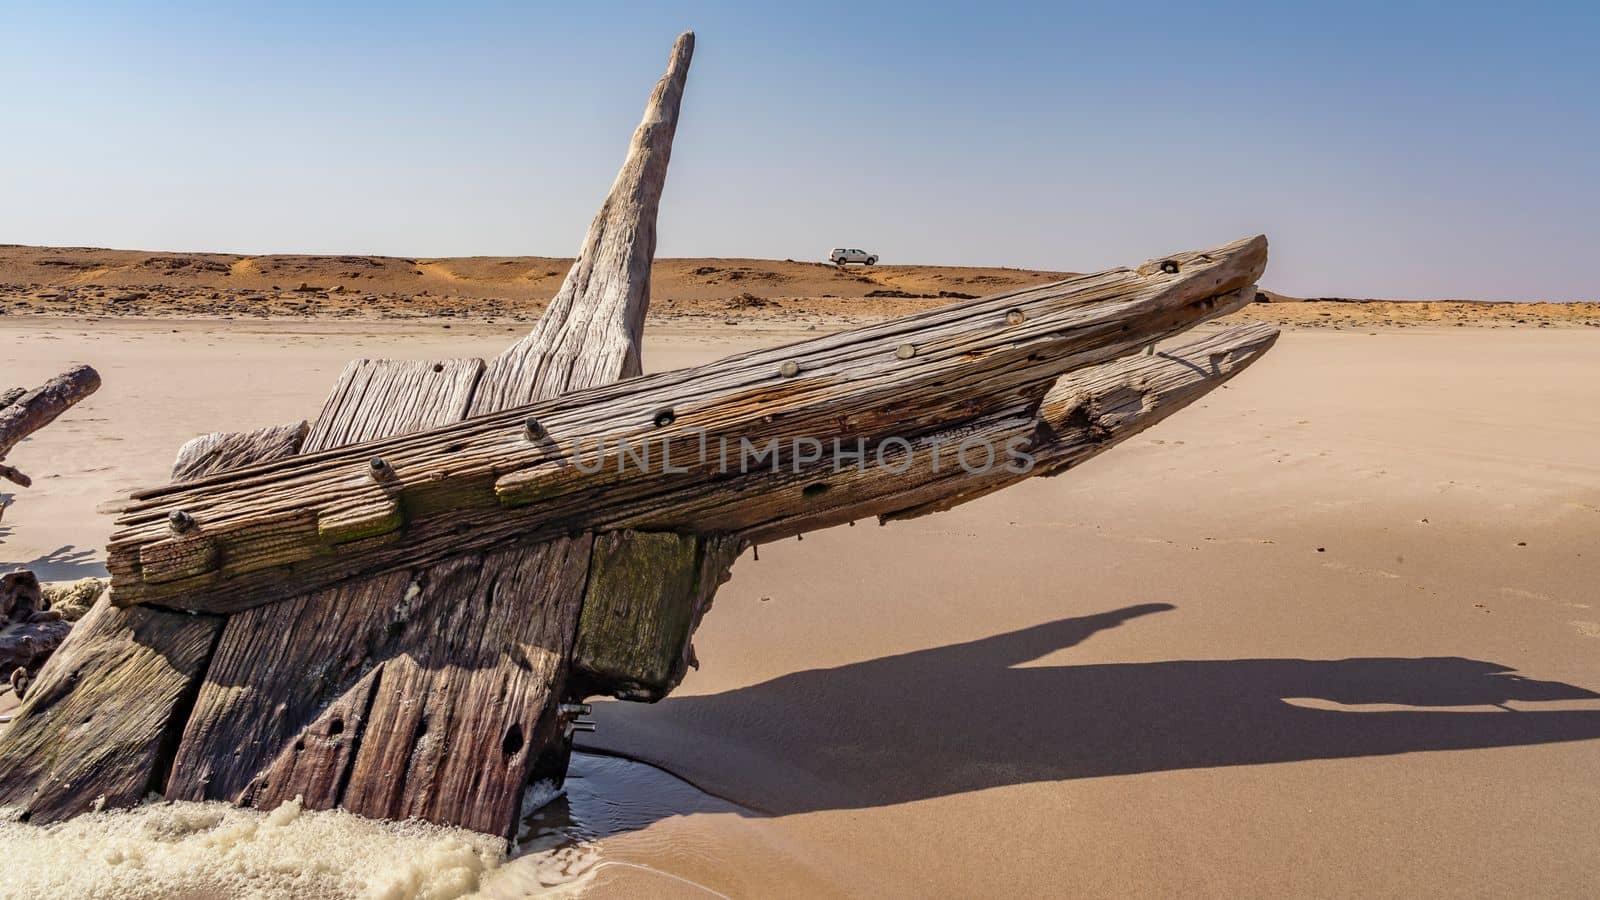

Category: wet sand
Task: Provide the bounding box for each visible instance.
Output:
[4,317,1599,897]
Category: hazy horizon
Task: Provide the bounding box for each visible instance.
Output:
[3,2,1596,301]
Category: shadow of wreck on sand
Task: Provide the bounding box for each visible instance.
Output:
[584,603,1600,815]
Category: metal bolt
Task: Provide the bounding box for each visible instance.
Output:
[168,509,195,534]
[895,343,916,360]
[523,416,544,439]
[653,407,676,428]
[778,360,800,378]
[1159,260,1180,275]
[369,456,391,480]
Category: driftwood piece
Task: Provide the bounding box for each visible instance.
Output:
[105,239,1263,615]
[171,422,309,483]
[0,365,101,461]
[1,571,73,684]
[160,31,699,838]
[0,387,27,410]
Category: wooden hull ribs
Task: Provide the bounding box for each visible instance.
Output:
[0,31,1278,837]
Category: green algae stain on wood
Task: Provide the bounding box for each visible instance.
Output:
[571,531,704,701]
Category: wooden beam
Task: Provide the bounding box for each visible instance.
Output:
[746,322,1283,540]
[105,238,1264,614]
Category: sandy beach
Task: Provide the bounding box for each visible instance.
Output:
[4,312,1597,897]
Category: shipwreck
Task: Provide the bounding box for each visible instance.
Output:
[0,32,1278,839]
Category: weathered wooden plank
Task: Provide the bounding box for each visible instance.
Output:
[106,238,1265,614]
[503,326,1278,701]
[171,421,308,483]
[164,353,495,813]
[163,570,411,804]
[303,358,485,453]
[0,597,222,823]
[335,538,592,830]
[168,536,591,834]
[0,620,73,680]
[560,327,1278,694]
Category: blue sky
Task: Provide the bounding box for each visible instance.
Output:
[2,1,1596,299]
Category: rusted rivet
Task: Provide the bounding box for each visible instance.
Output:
[778,360,800,378]
[369,456,392,480]
[168,509,195,534]
[1005,308,1025,326]
[895,343,916,360]
[523,416,544,439]
[653,408,676,428]
[1159,259,1180,275]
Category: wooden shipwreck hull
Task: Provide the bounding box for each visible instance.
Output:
[0,30,1280,839]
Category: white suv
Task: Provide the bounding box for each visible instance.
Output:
[830,248,878,266]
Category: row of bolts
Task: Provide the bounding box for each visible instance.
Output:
[163,310,1041,536]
